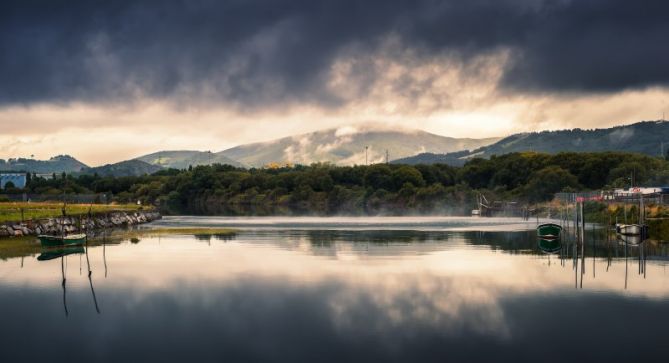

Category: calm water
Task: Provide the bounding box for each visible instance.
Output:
[1,216,669,362]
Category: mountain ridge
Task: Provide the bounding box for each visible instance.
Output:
[6,121,668,173]
[0,155,88,173]
[135,150,245,169]
[395,120,669,165]
[79,160,163,177]
[218,125,500,167]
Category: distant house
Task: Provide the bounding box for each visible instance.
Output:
[0,173,27,189]
[35,173,55,180]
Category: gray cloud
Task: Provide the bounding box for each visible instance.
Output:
[1,0,668,107]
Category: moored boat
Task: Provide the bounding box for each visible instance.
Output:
[38,233,87,247]
[537,223,562,239]
[615,224,647,236]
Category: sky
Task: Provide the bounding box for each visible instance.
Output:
[1,0,669,166]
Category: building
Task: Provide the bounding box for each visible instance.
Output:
[35,173,56,180]
[0,173,27,189]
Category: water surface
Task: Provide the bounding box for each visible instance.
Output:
[1,216,668,362]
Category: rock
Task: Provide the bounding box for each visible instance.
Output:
[0,210,159,237]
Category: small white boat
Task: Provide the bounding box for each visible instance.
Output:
[616,224,644,236]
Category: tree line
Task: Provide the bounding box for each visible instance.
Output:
[4,151,669,215]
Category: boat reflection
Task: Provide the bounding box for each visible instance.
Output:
[617,233,644,246]
[37,245,85,261]
[537,224,660,290]
[36,243,102,316]
[537,238,562,254]
[38,247,84,316]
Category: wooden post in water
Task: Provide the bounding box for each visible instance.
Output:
[624,204,627,224]
[576,202,580,247]
[580,202,585,289]
[581,202,585,242]
[61,256,68,317]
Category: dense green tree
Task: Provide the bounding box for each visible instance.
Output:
[364,165,393,190]
[391,166,425,190]
[524,166,581,202]
[10,150,669,215]
[457,158,495,189]
[3,181,16,190]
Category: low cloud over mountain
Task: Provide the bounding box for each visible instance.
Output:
[219,124,498,167]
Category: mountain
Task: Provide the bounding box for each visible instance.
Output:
[80,160,163,177]
[135,150,245,169]
[218,124,500,167]
[470,121,669,157]
[391,151,471,166]
[395,121,669,165]
[0,155,88,173]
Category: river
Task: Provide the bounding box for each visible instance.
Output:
[0,216,667,362]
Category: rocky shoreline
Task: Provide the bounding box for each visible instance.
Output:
[0,210,161,237]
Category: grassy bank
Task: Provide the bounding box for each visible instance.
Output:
[0,236,40,260]
[0,202,146,223]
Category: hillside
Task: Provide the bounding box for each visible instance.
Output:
[135,150,245,169]
[219,124,499,167]
[464,121,669,158]
[0,155,88,173]
[397,121,669,165]
[391,151,470,166]
[80,160,163,177]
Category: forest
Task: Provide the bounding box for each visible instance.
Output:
[3,151,668,215]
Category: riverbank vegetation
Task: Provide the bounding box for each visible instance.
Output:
[0,202,144,223]
[3,151,669,216]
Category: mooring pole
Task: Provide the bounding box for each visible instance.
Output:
[624,204,627,224]
[581,201,585,237]
[574,199,579,240]
[580,202,585,289]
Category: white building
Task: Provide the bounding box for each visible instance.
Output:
[0,173,27,189]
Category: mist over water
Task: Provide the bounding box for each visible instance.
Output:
[150,215,551,231]
[1,217,668,362]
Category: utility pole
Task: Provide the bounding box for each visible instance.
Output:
[385,149,389,164]
[631,171,634,188]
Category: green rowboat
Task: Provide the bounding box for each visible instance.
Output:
[537,223,562,240]
[38,233,87,247]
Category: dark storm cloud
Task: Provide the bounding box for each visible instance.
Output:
[1,0,668,106]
